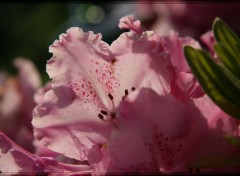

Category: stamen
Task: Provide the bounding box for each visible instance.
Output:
[111,58,117,63]
[100,110,108,115]
[131,87,136,91]
[98,114,104,120]
[125,89,128,96]
[111,112,116,119]
[108,93,113,100]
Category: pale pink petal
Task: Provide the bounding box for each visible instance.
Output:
[0,132,92,174]
[163,31,201,73]
[110,30,171,103]
[32,88,115,161]
[118,15,143,35]
[33,28,121,161]
[47,27,118,111]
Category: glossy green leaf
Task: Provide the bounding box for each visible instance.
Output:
[214,43,240,78]
[184,46,240,119]
[213,17,240,46]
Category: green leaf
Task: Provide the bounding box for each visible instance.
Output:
[214,43,240,78]
[213,17,240,79]
[213,17,240,46]
[184,46,240,119]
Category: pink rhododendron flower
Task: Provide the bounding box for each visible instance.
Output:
[32,15,172,163]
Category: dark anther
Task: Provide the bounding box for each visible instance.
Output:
[98,114,104,120]
[100,110,108,115]
[108,93,113,100]
[111,58,117,63]
[111,112,116,118]
[125,89,128,96]
[131,87,136,91]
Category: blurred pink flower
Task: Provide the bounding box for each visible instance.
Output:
[0,58,41,152]
[136,2,240,39]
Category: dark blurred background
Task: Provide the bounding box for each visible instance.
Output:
[0,3,135,83]
[1,2,240,84]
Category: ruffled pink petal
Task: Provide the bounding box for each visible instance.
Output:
[162,31,204,101]
[33,27,124,161]
[118,15,143,35]
[110,30,171,103]
[0,132,92,175]
[47,27,119,111]
[163,31,201,73]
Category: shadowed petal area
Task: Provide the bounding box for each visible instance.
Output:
[90,89,240,173]
[89,88,209,173]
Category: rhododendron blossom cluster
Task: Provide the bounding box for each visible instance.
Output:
[1,15,240,175]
